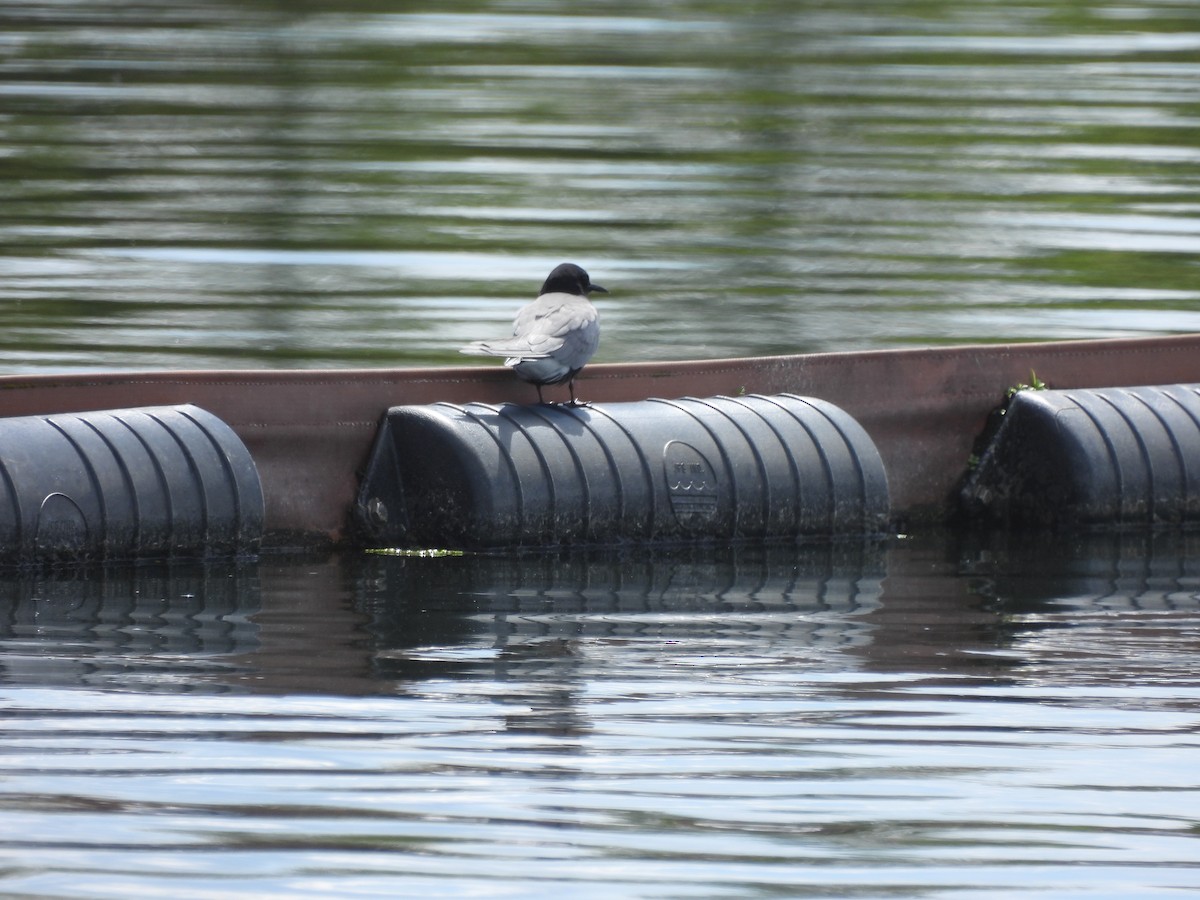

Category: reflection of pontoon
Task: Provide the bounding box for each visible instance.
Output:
[3,530,1197,694]
[0,563,261,689]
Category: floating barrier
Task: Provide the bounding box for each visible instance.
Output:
[355,394,890,549]
[0,404,263,564]
[961,384,1200,528]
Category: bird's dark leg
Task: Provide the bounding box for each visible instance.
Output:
[565,378,591,408]
[535,384,546,404]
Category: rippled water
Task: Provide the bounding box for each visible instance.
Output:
[2,534,1200,897]
[2,0,1199,371]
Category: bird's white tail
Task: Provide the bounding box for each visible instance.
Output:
[459,340,549,359]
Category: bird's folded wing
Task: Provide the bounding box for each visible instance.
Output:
[514,296,597,340]
[461,296,596,359]
[460,294,598,360]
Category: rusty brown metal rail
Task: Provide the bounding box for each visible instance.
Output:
[2,334,1197,546]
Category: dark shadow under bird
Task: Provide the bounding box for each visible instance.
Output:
[459,263,606,405]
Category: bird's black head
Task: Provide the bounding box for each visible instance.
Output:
[540,263,608,297]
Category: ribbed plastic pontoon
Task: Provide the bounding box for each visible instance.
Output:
[355,394,890,549]
[961,384,1200,528]
[0,404,263,564]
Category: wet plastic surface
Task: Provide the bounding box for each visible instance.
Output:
[356,394,890,549]
[0,404,263,564]
[961,384,1200,528]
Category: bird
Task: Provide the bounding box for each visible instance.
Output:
[460,262,606,405]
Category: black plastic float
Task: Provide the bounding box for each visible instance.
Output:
[354,394,891,549]
[961,384,1200,528]
[0,404,263,564]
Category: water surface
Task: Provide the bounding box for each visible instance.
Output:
[2,535,1200,897]
[1,0,1198,371]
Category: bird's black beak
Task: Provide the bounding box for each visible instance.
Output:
[589,283,608,294]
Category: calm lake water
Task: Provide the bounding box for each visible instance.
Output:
[2,0,1199,370]
[2,534,1200,897]
[2,1,1200,897]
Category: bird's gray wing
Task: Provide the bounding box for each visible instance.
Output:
[460,294,597,360]
[508,292,597,355]
[550,304,600,366]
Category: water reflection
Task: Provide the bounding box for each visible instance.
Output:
[361,543,885,691]
[1,0,1198,371]
[0,562,261,691]
[962,530,1200,685]
[2,534,1199,897]
[4,533,1199,697]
